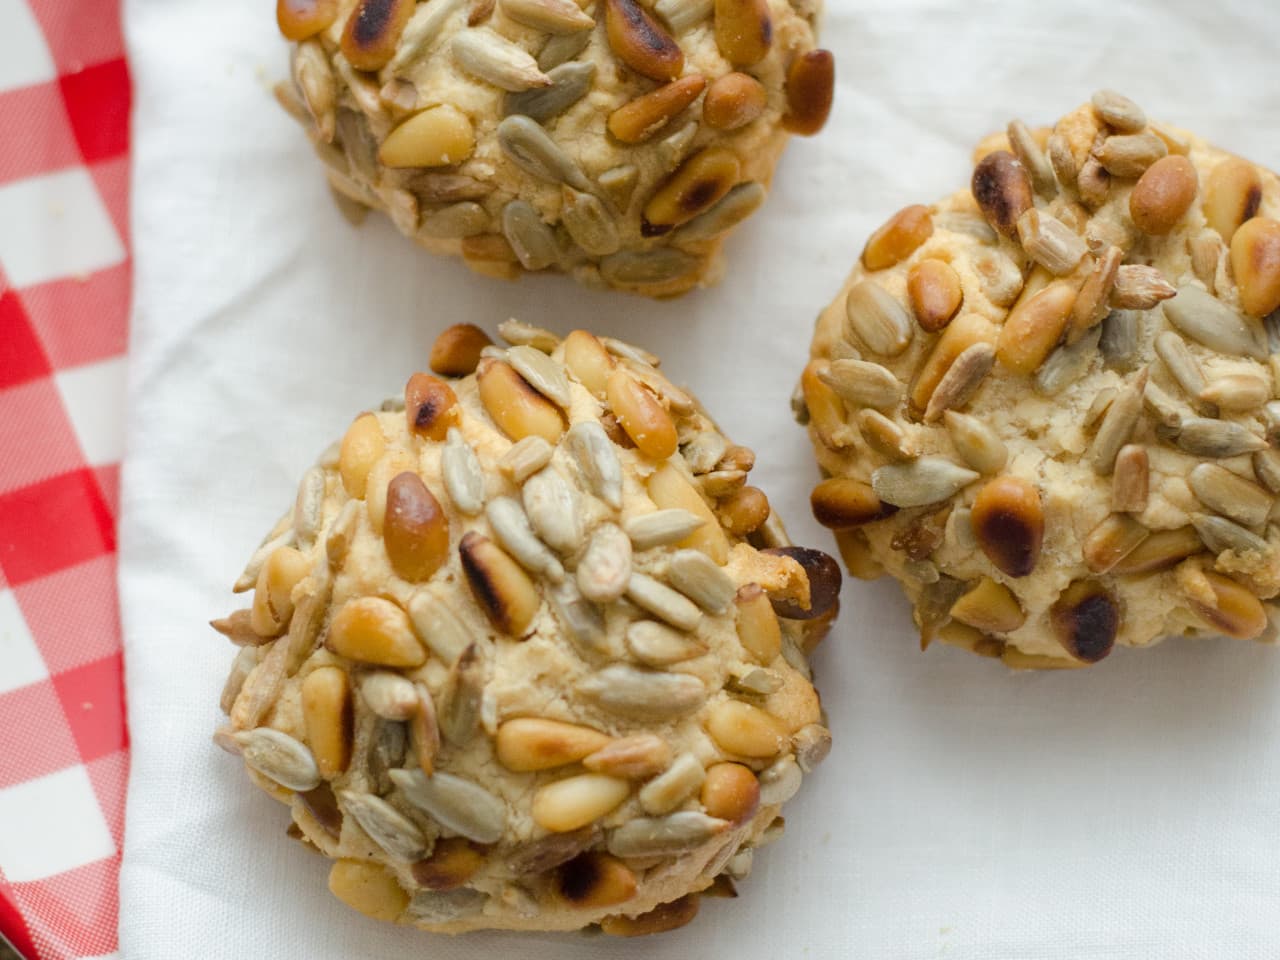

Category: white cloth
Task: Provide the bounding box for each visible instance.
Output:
[119,2,1280,957]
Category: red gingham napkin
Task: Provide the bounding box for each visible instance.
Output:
[0,1,131,958]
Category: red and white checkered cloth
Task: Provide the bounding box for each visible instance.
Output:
[0,1,131,958]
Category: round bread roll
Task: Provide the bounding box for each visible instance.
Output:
[802,91,1280,669]
[214,319,838,935]
[273,0,834,296]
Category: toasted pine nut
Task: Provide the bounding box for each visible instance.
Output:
[862,205,934,272]
[383,472,450,582]
[907,258,963,332]
[430,323,492,377]
[703,72,766,131]
[608,75,706,145]
[606,369,678,459]
[340,0,415,72]
[603,0,684,81]
[301,666,353,779]
[1230,216,1280,318]
[705,699,786,758]
[908,313,997,413]
[339,413,386,499]
[495,718,613,772]
[531,773,631,832]
[404,372,460,440]
[643,147,742,235]
[735,583,782,663]
[562,329,616,398]
[949,577,1025,634]
[251,546,311,637]
[601,894,700,936]
[1184,570,1267,640]
[782,49,833,136]
[1129,154,1198,235]
[477,359,566,444]
[717,485,770,536]
[648,464,730,563]
[326,596,426,667]
[277,0,338,39]
[459,531,542,636]
[380,105,476,168]
[328,859,408,921]
[410,837,486,891]
[557,852,637,908]
[970,476,1043,578]
[701,762,759,823]
[713,0,772,66]
[1204,157,1262,242]
[995,280,1077,375]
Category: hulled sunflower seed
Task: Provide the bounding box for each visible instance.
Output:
[1188,463,1272,528]
[624,509,706,550]
[1176,419,1267,458]
[577,523,632,603]
[1253,449,1280,493]
[1111,265,1177,310]
[499,318,559,351]
[626,620,706,666]
[507,825,601,874]
[1007,119,1056,197]
[234,526,295,593]
[406,591,470,665]
[234,728,320,792]
[1092,89,1146,132]
[416,201,489,240]
[943,411,1008,474]
[294,40,337,142]
[681,431,729,475]
[565,421,623,509]
[500,436,554,484]
[607,812,730,858]
[1112,444,1149,512]
[1142,380,1191,435]
[219,648,256,715]
[497,115,592,192]
[598,163,639,210]
[361,671,419,721]
[676,181,767,242]
[627,572,702,630]
[293,467,325,549]
[339,790,428,861]
[818,359,902,410]
[439,643,484,746]
[1095,130,1167,177]
[1192,514,1269,556]
[1082,513,1149,573]
[600,336,659,366]
[577,665,706,719]
[507,344,572,408]
[502,200,558,271]
[1264,402,1280,444]
[727,664,783,696]
[1017,209,1086,276]
[973,248,1025,307]
[536,29,591,70]
[1201,373,1270,412]
[442,428,485,516]
[1035,326,1100,395]
[390,0,467,71]
[599,248,699,286]
[561,187,621,257]
[522,467,582,554]
[484,496,566,584]
[857,409,916,461]
[1155,331,1208,404]
[549,579,609,656]
[872,457,979,508]
[500,0,594,32]
[923,342,995,422]
[758,754,803,807]
[391,769,506,844]
[1100,310,1140,369]
[844,281,913,357]
[655,0,712,32]
[638,753,705,814]
[406,888,487,925]
[1164,284,1267,359]
[666,549,735,614]
[453,28,551,91]
[1089,370,1147,474]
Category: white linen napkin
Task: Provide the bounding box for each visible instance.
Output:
[119,2,1280,957]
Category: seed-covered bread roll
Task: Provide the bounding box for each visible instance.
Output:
[273,0,834,296]
[214,320,838,935]
[802,91,1280,668]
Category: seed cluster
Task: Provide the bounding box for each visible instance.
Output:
[213,320,837,934]
[802,92,1280,668]
[274,0,834,296]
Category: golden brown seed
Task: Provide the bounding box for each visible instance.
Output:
[713,0,773,67]
[703,72,767,131]
[601,894,700,937]
[604,0,684,82]
[782,49,834,136]
[1110,527,1202,575]
[705,700,786,758]
[340,0,415,72]
[1186,570,1267,640]
[461,233,518,264]
[833,529,885,581]
[810,477,895,529]
[649,464,730,563]
[582,735,672,779]
[409,681,439,776]
[1204,157,1262,242]
[557,852,637,909]
[972,150,1033,238]
[531,773,631,832]
[606,368,678,460]
[862,205,934,272]
[250,545,311,637]
[995,280,1078,375]
[1111,444,1149,513]
[277,0,338,40]
[1082,513,1149,574]
[701,762,760,824]
[495,718,613,772]
[363,450,416,536]
[735,583,782,663]
[328,859,408,921]
[908,312,997,413]
[379,106,476,168]
[1129,154,1198,235]
[1230,216,1280,318]
[459,531,542,636]
[1050,580,1119,663]
[908,259,963,332]
[608,74,707,145]
[339,413,386,499]
[383,472,450,583]
[562,329,616,397]
[477,358,566,444]
[801,358,851,449]
[717,485,770,537]
[327,597,426,667]
[404,372,460,441]
[970,476,1044,578]
[429,323,492,376]
[643,147,742,235]
[949,577,1026,634]
[301,666,353,779]
[410,838,485,891]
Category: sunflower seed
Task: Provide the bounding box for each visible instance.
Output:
[666,549,735,614]
[1111,265,1176,310]
[1264,402,1280,445]
[507,344,572,408]
[507,826,602,874]
[522,467,582,554]
[502,200,558,271]
[943,411,1007,474]
[1089,370,1147,474]
[500,436,554,484]
[1254,449,1280,493]
[577,665,706,720]
[1176,419,1267,458]
[500,0,594,33]
[599,248,699,286]
[607,812,730,858]
[598,163,640,210]
[818,359,902,410]
[844,280,913,357]
[565,421,623,509]
[537,30,592,70]
[1155,331,1209,405]
[390,0,467,72]
[627,572,703,630]
[361,671,419,721]
[637,756,706,819]
[234,727,320,792]
[504,61,595,123]
[1035,326,1100,395]
[857,409,916,461]
[655,0,713,32]
[681,431,729,475]
[498,115,592,191]
[439,643,484,746]
[561,187,621,256]
[659,121,698,170]
[624,509,706,550]
[577,523,632,603]
[1091,89,1146,131]
[1192,514,1270,556]
[294,40,336,142]
[1007,119,1056,197]
[726,664,783,696]
[923,342,995,422]
[440,428,485,517]
[486,496,564,581]
[548,579,609,656]
[1189,463,1272,528]
[1111,445,1149,513]
[1164,284,1267,359]
[292,467,326,549]
[676,181,767,242]
[230,639,288,729]
[417,202,490,240]
[391,769,506,844]
[410,172,491,204]
[700,469,748,497]
[453,29,551,91]
[371,720,410,785]
[973,248,1025,306]
[625,619,706,666]
[339,790,428,861]
[234,527,295,593]
[220,648,256,715]
[407,888,487,925]
[1100,310,1141,369]
[1201,374,1270,413]
[1142,380,1190,434]
[409,682,440,776]
[758,755,802,807]
[872,457,979,508]
[793,723,832,772]
[407,591,471,665]
[1017,209,1086,276]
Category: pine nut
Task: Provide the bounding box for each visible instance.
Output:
[430,323,492,377]
[556,852,637,908]
[301,666,353,779]
[326,596,426,667]
[608,75,706,145]
[277,0,338,40]
[383,472,450,583]
[582,734,672,779]
[328,859,407,921]
[411,837,485,891]
[782,48,833,136]
[810,477,894,529]
[601,894,700,937]
[338,413,386,499]
[970,476,1043,578]
[908,312,997,413]
[531,773,631,832]
[643,147,742,235]
[1230,216,1280,318]
[403,373,460,441]
[459,531,542,636]
[1082,513,1149,573]
[606,369,678,459]
[703,72,766,131]
[562,329,616,398]
[1183,569,1267,640]
[648,464,730,563]
[735,583,782,663]
[380,105,475,168]
[717,485,770,536]
[907,258,963,332]
[603,0,684,81]
[495,718,613,772]
[250,546,311,637]
[949,577,1025,633]
[1129,154,1198,235]
[363,450,416,535]
[862,205,933,272]
[701,762,759,824]
[713,0,772,66]
[1111,444,1149,512]
[477,358,566,444]
[1205,157,1262,242]
[996,280,1078,374]
[1050,580,1119,663]
[705,699,786,758]
[1109,526,1202,575]
[972,150,1033,237]
[340,0,416,72]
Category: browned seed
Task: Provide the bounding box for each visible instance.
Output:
[862,205,934,272]
[703,72,767,131]
[1130,155,1199,235]
[810,478,896,529]
[340,0,415,72]
[404,372,460,441]
[601,894,700,937]
[411,838,486,891]
[1091,89,1146,132]
[278,0,339,40]
[782,49,834,136]
[1089,369,1147,474]
[1188,463,1272,529]
[1111,445,1149,513]
[1083,513,1150,573]
[210,609,269,647]
[1230,216,1280,318]
[924,342,995,422]
[948,576,1026,634]
[608,74,707,145]
[718,485,771,537]
[459,531,542,636]
[557,852,637,909]
[1111,265,1176,310]
[1006,119,1056,197]
[604,0,684,81]
[384,472,450,583]
[1016,209,1087,276]
[1094,130,1167,178]
[713,0,772,67]
[1077,155,1111,208]
[1068,246,1122,340]
[643,147,741,235]
[1110,527,1203,575]
[995,281,1077,375]
[971,150,1033,237]
[299,782,344,837]
[761,546,842,621]
[1204,157,1263,242]
[701,762,760,824]
[1050,580,1119,663]
[970,476,1043,578]
[1184,569,1267,640]
[430,324,492,377]
[908,259,963,332]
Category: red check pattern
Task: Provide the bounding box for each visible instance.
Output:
[0,2,131,958]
